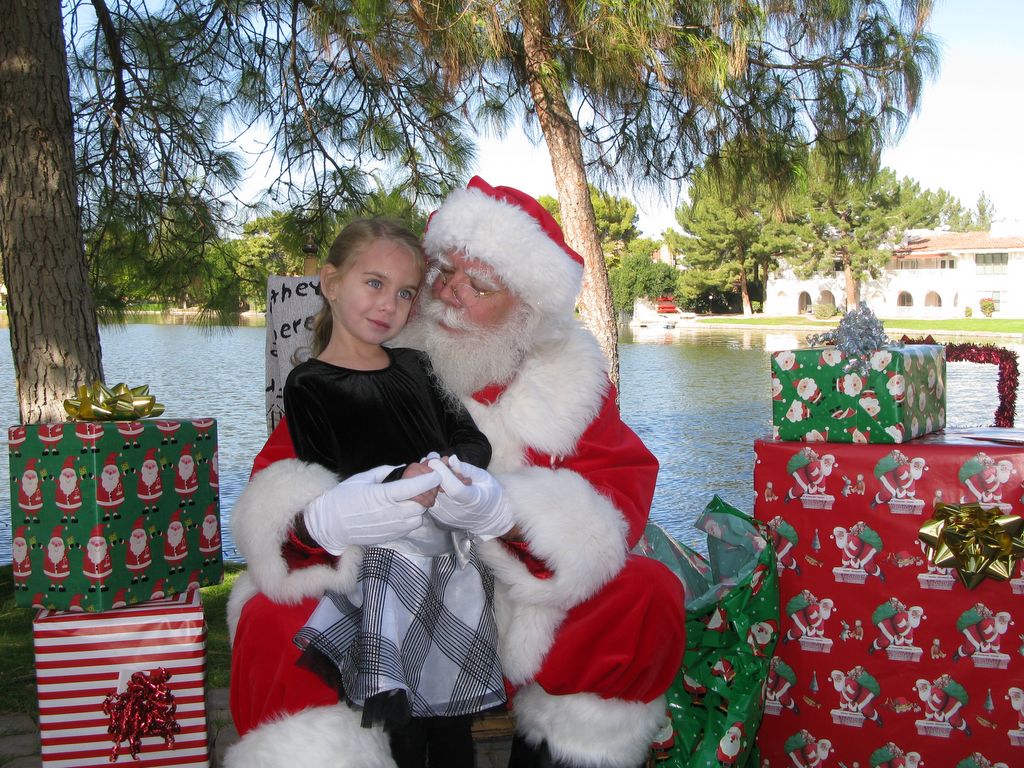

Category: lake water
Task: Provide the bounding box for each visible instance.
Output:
[1,322,1021,563]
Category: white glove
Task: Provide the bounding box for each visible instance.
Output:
[426,456,513,539]
[303,465,440,554]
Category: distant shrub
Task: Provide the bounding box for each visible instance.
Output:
[964,306,973,318]
[980,298,995,317]
[751,301,763,313]
[812,302,837,320]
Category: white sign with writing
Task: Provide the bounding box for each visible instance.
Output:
[265,275,322,434]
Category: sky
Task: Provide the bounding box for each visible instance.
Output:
[468,0,1024,238]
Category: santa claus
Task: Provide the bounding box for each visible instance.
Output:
[174,445,199,505]
[96,452,125,520]
[16,458,43,523]
[716,723,745,765]
[83,523,113,592]
[156,420,180,444]
[11,526,32,590]
[225,178,686,768]
[199,505,221,565]
[164,510,189,573]
[54,456,83,523]
[42,525,70,592]
[192,418,215,441]
[125,517,153,583]
[136,448,163,513]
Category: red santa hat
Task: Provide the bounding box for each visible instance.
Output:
[170,510,183,525]
[133,517,145,531]
[144,448,158,463]
[61,456,76,472]
[179,444,192,458]
[13,526,26,542]
[50,525,64,541]
[24,458,38,473]
[423,176,585,318]
[68,594,84,611]
[90,523,105,540]
[104,452,119,469]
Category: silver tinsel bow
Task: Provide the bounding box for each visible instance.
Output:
[806,302,894,375]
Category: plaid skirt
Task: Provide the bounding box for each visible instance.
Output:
[294,544,505,720]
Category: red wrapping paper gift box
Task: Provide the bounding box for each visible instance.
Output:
[753,430,1024,768]
[33,590,209,767]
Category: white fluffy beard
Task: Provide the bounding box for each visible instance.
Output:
[398,299,540,398]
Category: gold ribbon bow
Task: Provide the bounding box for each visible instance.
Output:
[918,502,1024,589]
[64,382,165,421]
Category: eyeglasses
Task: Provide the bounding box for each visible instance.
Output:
[433,268,507,307]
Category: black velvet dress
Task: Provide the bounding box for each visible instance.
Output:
[287,347,506,725]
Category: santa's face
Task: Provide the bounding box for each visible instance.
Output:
[774,350,797,371]
[59,468,77,494]
[785,400,809,423]
[859,393,880,417]
[48,537,65,563]
[887,373,906,401]
[428,250,519,333]
[796,378,820,402]
[203,514,218,538]
[870,350,892,371]
[167,521,184,546]
[87,535,107,565]
[129,527,149,556]
[178,455,195,480]
[22,470,38,496]
[839,373,863,396]
[12,537,27,563]
[101,464,121,492]
[141,459,159,486]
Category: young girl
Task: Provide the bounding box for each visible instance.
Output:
[286,218,505,767]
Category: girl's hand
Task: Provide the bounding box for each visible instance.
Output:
[404,461,440,507]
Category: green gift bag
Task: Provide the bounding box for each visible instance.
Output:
[639,496,780,768]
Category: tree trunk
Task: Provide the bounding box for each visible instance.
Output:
[738,265,753,315]
[1,1,104,423]
[520,3,619,390]
[842,253,858,310]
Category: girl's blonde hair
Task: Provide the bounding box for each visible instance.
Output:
[310,218,427,357]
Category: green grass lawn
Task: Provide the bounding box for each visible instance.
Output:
[697,315,1024,334]
[0,563,245,718]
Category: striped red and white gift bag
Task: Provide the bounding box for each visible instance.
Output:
[33,591,209,767]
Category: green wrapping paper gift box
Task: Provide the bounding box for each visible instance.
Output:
[771,343,946,443]
[7,419,222,611]
[638,496,780,768]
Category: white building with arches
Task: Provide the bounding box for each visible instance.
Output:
[763,228,1024,318]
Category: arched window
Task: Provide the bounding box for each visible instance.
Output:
[819,290,836,307]
[798,291,812,313]
[924,291,941,307]
[897,291,914,307]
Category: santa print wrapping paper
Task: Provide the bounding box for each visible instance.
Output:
[33,590,209,767]
[753,431,1024,768]
[8,419,222,611]
[771,344,946,444]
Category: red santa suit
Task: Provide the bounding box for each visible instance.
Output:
[116,420,144,447]
[83,524,113,590]
[17,458,43,522]
[11,526,32,590]
[8,425,26,454]
[226,177,686,768]
[38,423,64,454]
[54,456,83,522]
[75,422,105,452]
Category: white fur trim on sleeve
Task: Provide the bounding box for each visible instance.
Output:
[229,459,362,604]
[479,467,628,610]
[513,684,666,768]
[223,704,395,768]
